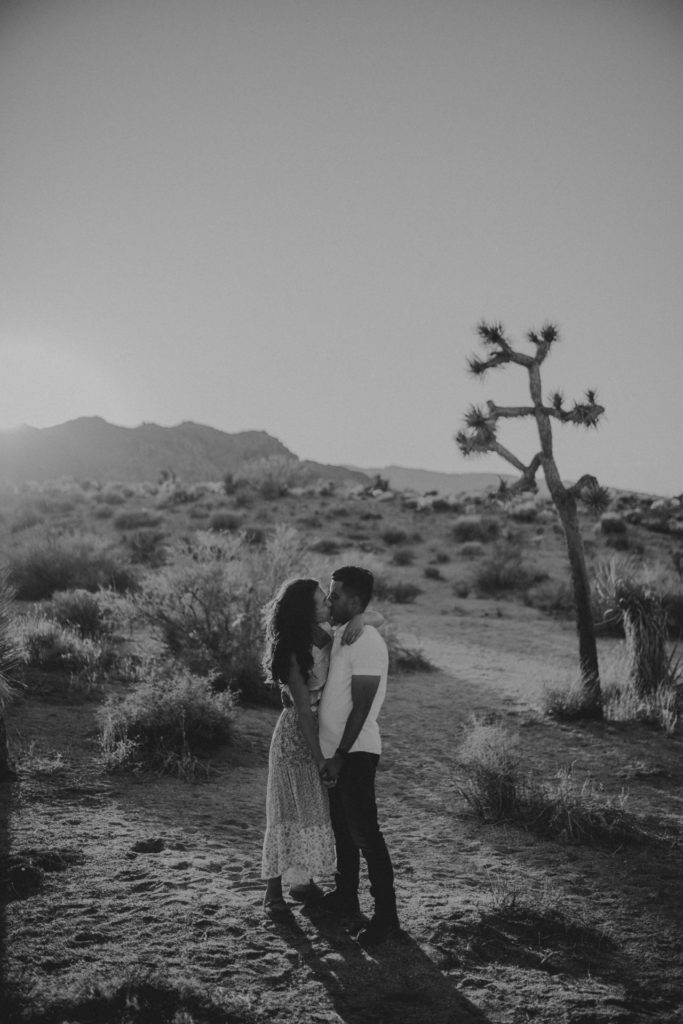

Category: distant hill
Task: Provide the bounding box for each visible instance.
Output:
[0,418,369,486]
[347,464,526,495]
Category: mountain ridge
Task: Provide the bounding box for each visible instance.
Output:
[0,417,370,485]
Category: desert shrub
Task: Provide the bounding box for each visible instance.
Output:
[113,509,164,530]
[94,488,127,506]
[600,513,627,535]
[430,550,450,564]
[92,504,114,520]
[392,547,415,566]
[452,515,499,543]
[359,510,383,521]
[234,455,311,499]
[473,540,546,595]
[133,527,307,704]
[372,579,422,604]
[99,659,234,777]
[209,511,242,533]
[243,525,266,545]
[9,506,45,533]
[382,624,435,674]
[453,580,471,598]
[508,502,538,523]
[13,613,113,682]
[605,535,630,551]
[309,538,341,555]
[459,541,485,559]
[524,580,574,618]
[5,537,138,600]
[126,529,167,567]
[424,566,444,581]
[50,589,114,639]
[458,720,646,845]
[381,528,408,546]
[189,505,210,520]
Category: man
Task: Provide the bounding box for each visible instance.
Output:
[318,565,400,948]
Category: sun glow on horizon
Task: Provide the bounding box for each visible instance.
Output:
[0,339,137,432]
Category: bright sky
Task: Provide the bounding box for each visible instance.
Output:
[1,0,681,495]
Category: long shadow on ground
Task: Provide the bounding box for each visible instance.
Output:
[272,903,490,1024]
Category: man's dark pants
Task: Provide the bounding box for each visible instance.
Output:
[328,751,397,922]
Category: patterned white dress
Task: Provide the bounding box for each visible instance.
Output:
[261,634,338,884]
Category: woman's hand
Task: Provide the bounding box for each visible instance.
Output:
[341,613,365,646]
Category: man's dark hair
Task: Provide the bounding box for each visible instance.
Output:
[331,565,374,611]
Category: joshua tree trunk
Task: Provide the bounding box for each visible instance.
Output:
[457,321,609,718]
[550,487,602,714]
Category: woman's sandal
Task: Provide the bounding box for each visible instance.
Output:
[288,882,324,904]
[263,896,292,922]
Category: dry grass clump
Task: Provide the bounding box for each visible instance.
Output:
[11,612,116,692]
[0,967,256,1024]
[457,720,647,846]
[99,659,235,778]
[4,536,138,600]
[133,526,307,705]
[391,547,415,566]
[380,622,435,674]
[452,515,499,543]
[373,579,423,604]
[473,539,547,595]
[49,588,116,639]
[113,509,164,530]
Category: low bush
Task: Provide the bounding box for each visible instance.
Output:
[373,579,422,604]
[209,511,242,533]
[459,541,485,559]
[524,580,575,618]
[452,580,471,598]
[473,541,546,595]
[430,550,451,564]
[126,530,167,567]
[6,537,138,600]
[99,660,235,778]
[13,613,113,682]
[458,720,647,845]
[382,624,435,674]
[50,589,114,639]
[234,455,311,499]
[381,528,409,546]
[133,527,306,705]
[309,538,341,555]
[452,515,500,543]
[424,566,444,581]
[113,510,164,530]
[392,547,415,566]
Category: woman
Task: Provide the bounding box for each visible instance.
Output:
[260,577,367,920]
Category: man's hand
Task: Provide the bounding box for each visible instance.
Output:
[319,757,341,786]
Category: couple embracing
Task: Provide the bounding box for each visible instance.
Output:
[260,565,400,949]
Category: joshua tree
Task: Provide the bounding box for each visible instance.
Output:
[456,321,609,716]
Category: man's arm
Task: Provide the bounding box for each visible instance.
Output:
[321,674,380,782]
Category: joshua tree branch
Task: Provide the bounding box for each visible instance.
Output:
[487,401,537,419]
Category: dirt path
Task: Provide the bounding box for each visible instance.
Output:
[4,612,683,1023]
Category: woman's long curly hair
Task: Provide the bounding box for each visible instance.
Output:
[262,577,320,688]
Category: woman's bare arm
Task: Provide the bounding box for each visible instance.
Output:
[286,654,326,769]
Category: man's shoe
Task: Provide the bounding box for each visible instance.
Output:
[356,915,401,948]
[288,881,324,904]
[319,889,361,917]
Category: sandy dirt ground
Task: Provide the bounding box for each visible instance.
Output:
[3,606,683,1023]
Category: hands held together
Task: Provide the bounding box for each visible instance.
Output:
[318,752,344,788]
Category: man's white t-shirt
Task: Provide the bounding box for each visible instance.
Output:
[318,625,389,759]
